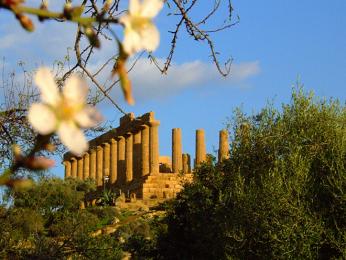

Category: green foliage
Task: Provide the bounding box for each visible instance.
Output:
[97,188,118,206]
[1,88,345,259]
[120,214,166,259]
[87,206,118,228]
[7,177,96,212]
[154,88,346,259]
[0,177,123,259]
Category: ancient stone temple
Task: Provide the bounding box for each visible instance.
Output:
[63,111,229,201]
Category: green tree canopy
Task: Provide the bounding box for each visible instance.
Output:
[0,178,122,259]
[152,88,346,259]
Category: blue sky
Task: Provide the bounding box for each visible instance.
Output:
[1,1,345,178]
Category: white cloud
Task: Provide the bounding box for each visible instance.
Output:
[0,11,260,103]
[125,58,260,100]
[0,16,76,66]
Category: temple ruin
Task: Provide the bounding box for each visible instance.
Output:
[63,111,229,201]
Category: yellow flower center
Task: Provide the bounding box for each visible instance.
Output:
[55,99,82,121]
[130,16,151,31]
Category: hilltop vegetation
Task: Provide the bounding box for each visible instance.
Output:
[0,178,123,259]
[130,89,346,259]
[1,89,345,259]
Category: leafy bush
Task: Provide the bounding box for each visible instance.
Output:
[155,89,346,259]
[0,178,123,259]
[87,206,118,228]
[97,188,118,206]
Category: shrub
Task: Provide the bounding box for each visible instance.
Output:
[156,88,346,259]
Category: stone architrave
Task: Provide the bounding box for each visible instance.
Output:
[182,153,191,173]
[141,125,150,177]
[103,142,111,180]
[83,153,90,180]
[77,157,84,179]
[110,138,117,185]
[71,158,77,178]
[218,129,229,162]
[133,132,141,179]
[89,149,96,180]
[64,161,71,178]
[117,136,126,185]
[149,121,160,174]
[96,145,103,186]
[172,128,183,173]
[195,129,206,166]
[125,133,133,182]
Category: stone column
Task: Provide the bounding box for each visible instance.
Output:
[195,129,206,166]
[77,157,84,179]
[64,161,71,178]
[89,149,96,181]
[103,142,110,181]
[149,121,160,174]
[172,128,183,173]
[96,145,103,186]
[133,131,141,179]
[71,158,77,178]
[141,125,150,177]
[117,136,125,184]
[125,133,133,182]
[110,138,117,185]
[182,153,191,173]
[218,129,229,162]
[83,153,90,180]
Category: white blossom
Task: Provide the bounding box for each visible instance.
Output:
[120,0,163,55]
[28,68,103,156]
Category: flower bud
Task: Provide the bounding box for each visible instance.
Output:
[12,144,22,158]
[6,178,33,190]
[63,2,73,19]
[84,26,100,48]
[24,156,55,170]
[38,0,48,22]
[3,0,23,8]
[16,14,34,32]
[44,143,56,152]
[103,0,112,12]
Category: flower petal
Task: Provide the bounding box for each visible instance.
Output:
[119,14,131,28]
[140,23,160,51]
[57,121,88,156]
[74,106,103,128]
[63,74,88,104]
[123,29,142,55]
[34,67,60,106]
[129,0,140,14]
[28,103,57,134]
[141,0,163,18]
